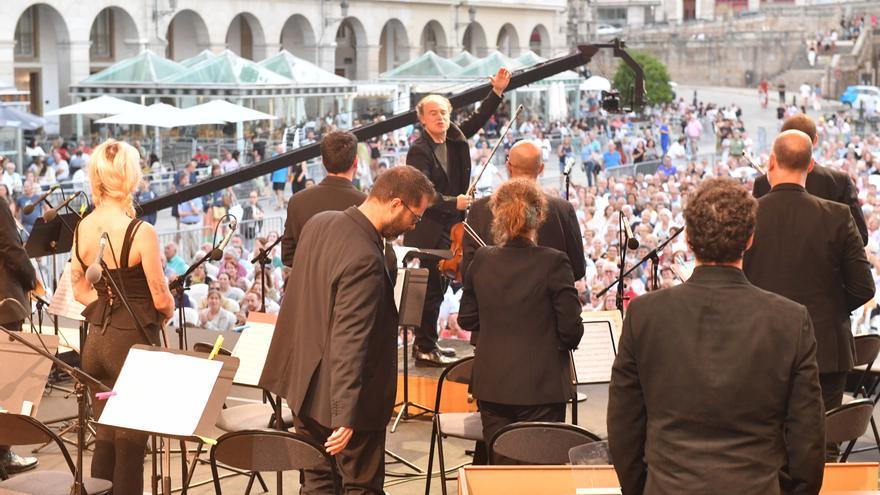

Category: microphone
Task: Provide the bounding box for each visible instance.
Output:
[621,212,640,250]
[0,297,30,322]
[22,184,59,215]
[210,219,238,260]
[563,157,575,176]
[42,192,80,222]
[86,233,109,286]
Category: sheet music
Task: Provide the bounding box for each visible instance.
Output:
[394,268,407,310]
[47,262,86,321]
[572,311,623,384]
[392,246,419,268]
[99,348,222,437]
[32,323,80,354]
[231,320,275,386]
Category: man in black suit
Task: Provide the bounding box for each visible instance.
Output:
[744,130,874,454]
[281,131,366,267]
[461,139,585,282]
[404,67,510,366]
[753,113,868,245]
[0,196,38,474]
[259,166,434,494]
[609,177,825,495]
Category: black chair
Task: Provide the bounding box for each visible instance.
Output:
[0,413,112,495]
[210,429,340,495]
[826,399,875,462]
[488,421,601,465]
[424,356,480,495]
[846,334,880,455]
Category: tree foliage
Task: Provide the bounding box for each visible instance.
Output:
[612,50,674,107]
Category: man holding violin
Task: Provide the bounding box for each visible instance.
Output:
[404,67,511,366]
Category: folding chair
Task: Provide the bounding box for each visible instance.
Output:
[424,356,480,495]
[826,399,875,462]
[0,413,112,495]
[846,334,880,455]
[210,429,340,495]
[488,421,601,465]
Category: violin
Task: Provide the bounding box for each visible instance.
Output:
[438,105,523,283]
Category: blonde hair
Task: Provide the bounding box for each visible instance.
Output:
[88,139,142,216]
[490,178,547,244]
[416,94,452,118]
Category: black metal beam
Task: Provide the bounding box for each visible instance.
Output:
[136,43,611,216]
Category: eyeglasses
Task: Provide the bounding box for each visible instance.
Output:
[401,202,422,224]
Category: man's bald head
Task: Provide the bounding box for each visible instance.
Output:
[772,130,813,172]
[507,140,543,179]
[780,113,818,145]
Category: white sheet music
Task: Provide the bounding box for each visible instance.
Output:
[394,268,407,310]
[231,321,275,386]
[47,262,86,321]
[572,311,623,384]
[98,348,222,437]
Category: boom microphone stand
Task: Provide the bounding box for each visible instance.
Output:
[597,226,685,302]
[0,299,109,495]
[250,235,282,313]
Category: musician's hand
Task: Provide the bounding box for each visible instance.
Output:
[490,67,511,96]
[325,426,353,456]
[456,194,472,211]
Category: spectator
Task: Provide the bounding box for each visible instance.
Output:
[603,142,622,169]
[136,178,157,225]
[198,289,236,332]
[164,242,189,278]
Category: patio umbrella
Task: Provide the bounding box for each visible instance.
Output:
[580,76,611,92]
[181,100,278,124]
[45,95,146,116]
[96,102,224,128]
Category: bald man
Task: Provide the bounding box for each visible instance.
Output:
[462,139,585,285]
[744,130,873,457]
[753,113,868,245]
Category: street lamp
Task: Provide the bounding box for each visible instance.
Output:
[324,0,350,27]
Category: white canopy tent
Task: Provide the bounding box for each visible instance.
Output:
[580,76,612,92]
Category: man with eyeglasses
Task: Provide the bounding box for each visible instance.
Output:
[404,67,511,366]
[260,166,435,494]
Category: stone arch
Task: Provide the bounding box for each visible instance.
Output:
[89,6,140,69]
[462,22,487,57]
[226,13,267,60]
[335,17,367,80]
[379,19,410,73]
[13,3,71,119]
[280,14,316,62]
[529,24,550,57]
[165,9,210,61]
[497,23,520,57]
[420,20,447,56]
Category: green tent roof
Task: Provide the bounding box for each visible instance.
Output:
[379,50,462,78]
[165,50,293,85]
[450,51,479,67]
[456,51,525,77]
[259,50,350,84]
[180,50,216,68]
[516,51,547,66]
[83,50,187,84]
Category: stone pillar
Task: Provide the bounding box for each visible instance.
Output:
[360,44,381,81]
[0,40,16,88]
[316,44,337,76]
[209,42,228,54]
[255,42,282,61]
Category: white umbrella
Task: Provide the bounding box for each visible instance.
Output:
[45,95,146,116]
[182,99,278,124]
[579,76,611,92]
[96,102,224,128]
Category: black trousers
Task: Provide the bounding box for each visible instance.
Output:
[476,400,566,464]
[820,371,847,460]
[414,254,447,352]
[293,415,386,494]
[82,324,158,494]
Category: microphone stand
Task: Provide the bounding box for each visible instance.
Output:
[168,249,217,349]
[563,163,573,200]
[596,226,685,301]
[250,235,282,313]
[0,323,109,495]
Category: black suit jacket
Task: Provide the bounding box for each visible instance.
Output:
[753,165,868,245]
[458,238,583,405]
[461,192,586,282]
[608,266,824,495]
[744,184,874,373]
[403,90,502,249]
[0,197,35,325]
[260,207,398,431]
[281,175,366,267]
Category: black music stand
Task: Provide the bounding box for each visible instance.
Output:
[391,267,432,432]
[25,213,80,294]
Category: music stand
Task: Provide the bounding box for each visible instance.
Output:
[95,345,239,495]
[391,267,432,431]
[0,333,58,416]
[26,213,81,339]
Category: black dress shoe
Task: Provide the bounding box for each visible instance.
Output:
[0,450,38,474]
[436,345,457,357]
[414,348,456,367]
